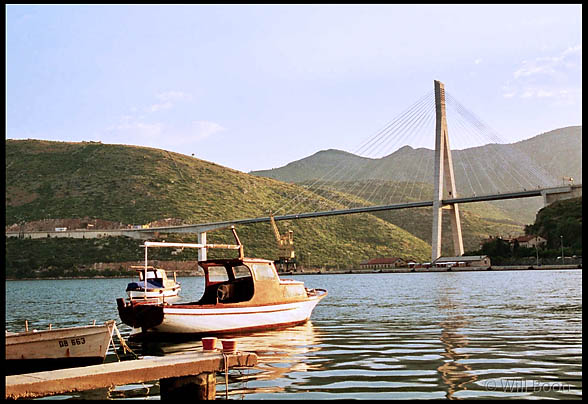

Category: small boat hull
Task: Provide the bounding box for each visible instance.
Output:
[127,288,181,301]
[5,320,116,375]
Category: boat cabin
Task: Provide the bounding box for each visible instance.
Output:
[128,266,177,291]
[194,258,308,306]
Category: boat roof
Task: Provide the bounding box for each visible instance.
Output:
[198,257,275,267]
[130,266,165,272]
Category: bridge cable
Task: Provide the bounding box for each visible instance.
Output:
[447,108,513,195]
[328,90,435,207]
[448,92,559,188]
[271,91,433,215]
[446,92,559,191]
[333,92,435,208]
[271,89,434,215]
[362,94,435,204]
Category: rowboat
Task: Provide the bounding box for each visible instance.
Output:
[126,266,181,302]
[5,320,116,375]
[117,227,327,339]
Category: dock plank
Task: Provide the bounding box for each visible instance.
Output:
[6,351,257,399]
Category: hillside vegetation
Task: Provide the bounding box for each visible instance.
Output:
[467,196,582,265]
[6,140,434,276]
[6,129,579,278]
[525,197,582,251]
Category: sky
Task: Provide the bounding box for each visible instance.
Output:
[6,4,582,173]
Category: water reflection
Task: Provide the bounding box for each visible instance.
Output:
[436,293,478,399]
[231,322,323,395]
[132,321,322,397]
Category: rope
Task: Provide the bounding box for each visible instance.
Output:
[108,331,121,362]
[109,323,139,360]
[222,352,229,400]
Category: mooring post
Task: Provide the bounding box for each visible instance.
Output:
[160,372,216,400]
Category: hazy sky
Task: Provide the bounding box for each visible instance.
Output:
[6,4,582,172]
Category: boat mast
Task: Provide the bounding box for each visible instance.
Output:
[144,244,148,300]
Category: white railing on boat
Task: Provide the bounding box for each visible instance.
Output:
[138,226,244,300]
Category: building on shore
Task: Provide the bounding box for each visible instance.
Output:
[480,234,547,250]
[510,235,547,249]
[433,255,491,268]
[359,257,408,270]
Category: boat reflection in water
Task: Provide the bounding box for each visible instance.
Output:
[230,321,322,390]
[136,321,322,398]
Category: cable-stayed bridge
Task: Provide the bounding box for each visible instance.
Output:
[9,81,581,261]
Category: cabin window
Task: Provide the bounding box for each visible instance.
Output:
[251,263,277,281]
[138,271,158,281]
[233,265,252,279]
[196,264,256,305]
[283,284,306,298]
[208,266,229,283]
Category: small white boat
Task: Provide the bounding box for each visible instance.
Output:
[126,266,181,302]
[5,320,116,374]
[117,227,327,339]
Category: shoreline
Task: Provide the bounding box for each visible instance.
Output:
[278,264,582,275]
[6,264,581,281]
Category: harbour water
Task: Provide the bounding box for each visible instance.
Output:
[5,269,582,400]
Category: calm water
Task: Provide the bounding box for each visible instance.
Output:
[5,270,582,400]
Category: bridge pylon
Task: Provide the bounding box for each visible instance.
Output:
[431,80,464,262]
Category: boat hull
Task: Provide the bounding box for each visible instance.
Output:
[120,290,327,339]
[127,289,181,301]
[5,321,116,375]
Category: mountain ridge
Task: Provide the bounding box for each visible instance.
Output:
[250,126,582,225]
[250,126,581,184]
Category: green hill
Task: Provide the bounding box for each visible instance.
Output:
[5,139,434,275]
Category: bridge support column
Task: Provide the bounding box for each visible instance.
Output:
[431,80,464,262]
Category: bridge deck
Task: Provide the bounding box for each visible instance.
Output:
[6,185,580,239]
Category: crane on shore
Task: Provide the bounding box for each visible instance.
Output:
[269,214,296,271]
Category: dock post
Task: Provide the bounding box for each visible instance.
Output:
[160,372,216,400]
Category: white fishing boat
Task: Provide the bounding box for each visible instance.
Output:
[5,320,116,374]
[126,266,181,302]
[117,227,327,339]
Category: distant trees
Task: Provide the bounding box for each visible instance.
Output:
[468,197,582,264]
[525,197,582,251]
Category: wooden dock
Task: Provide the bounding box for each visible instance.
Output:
[6,350,257,400]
